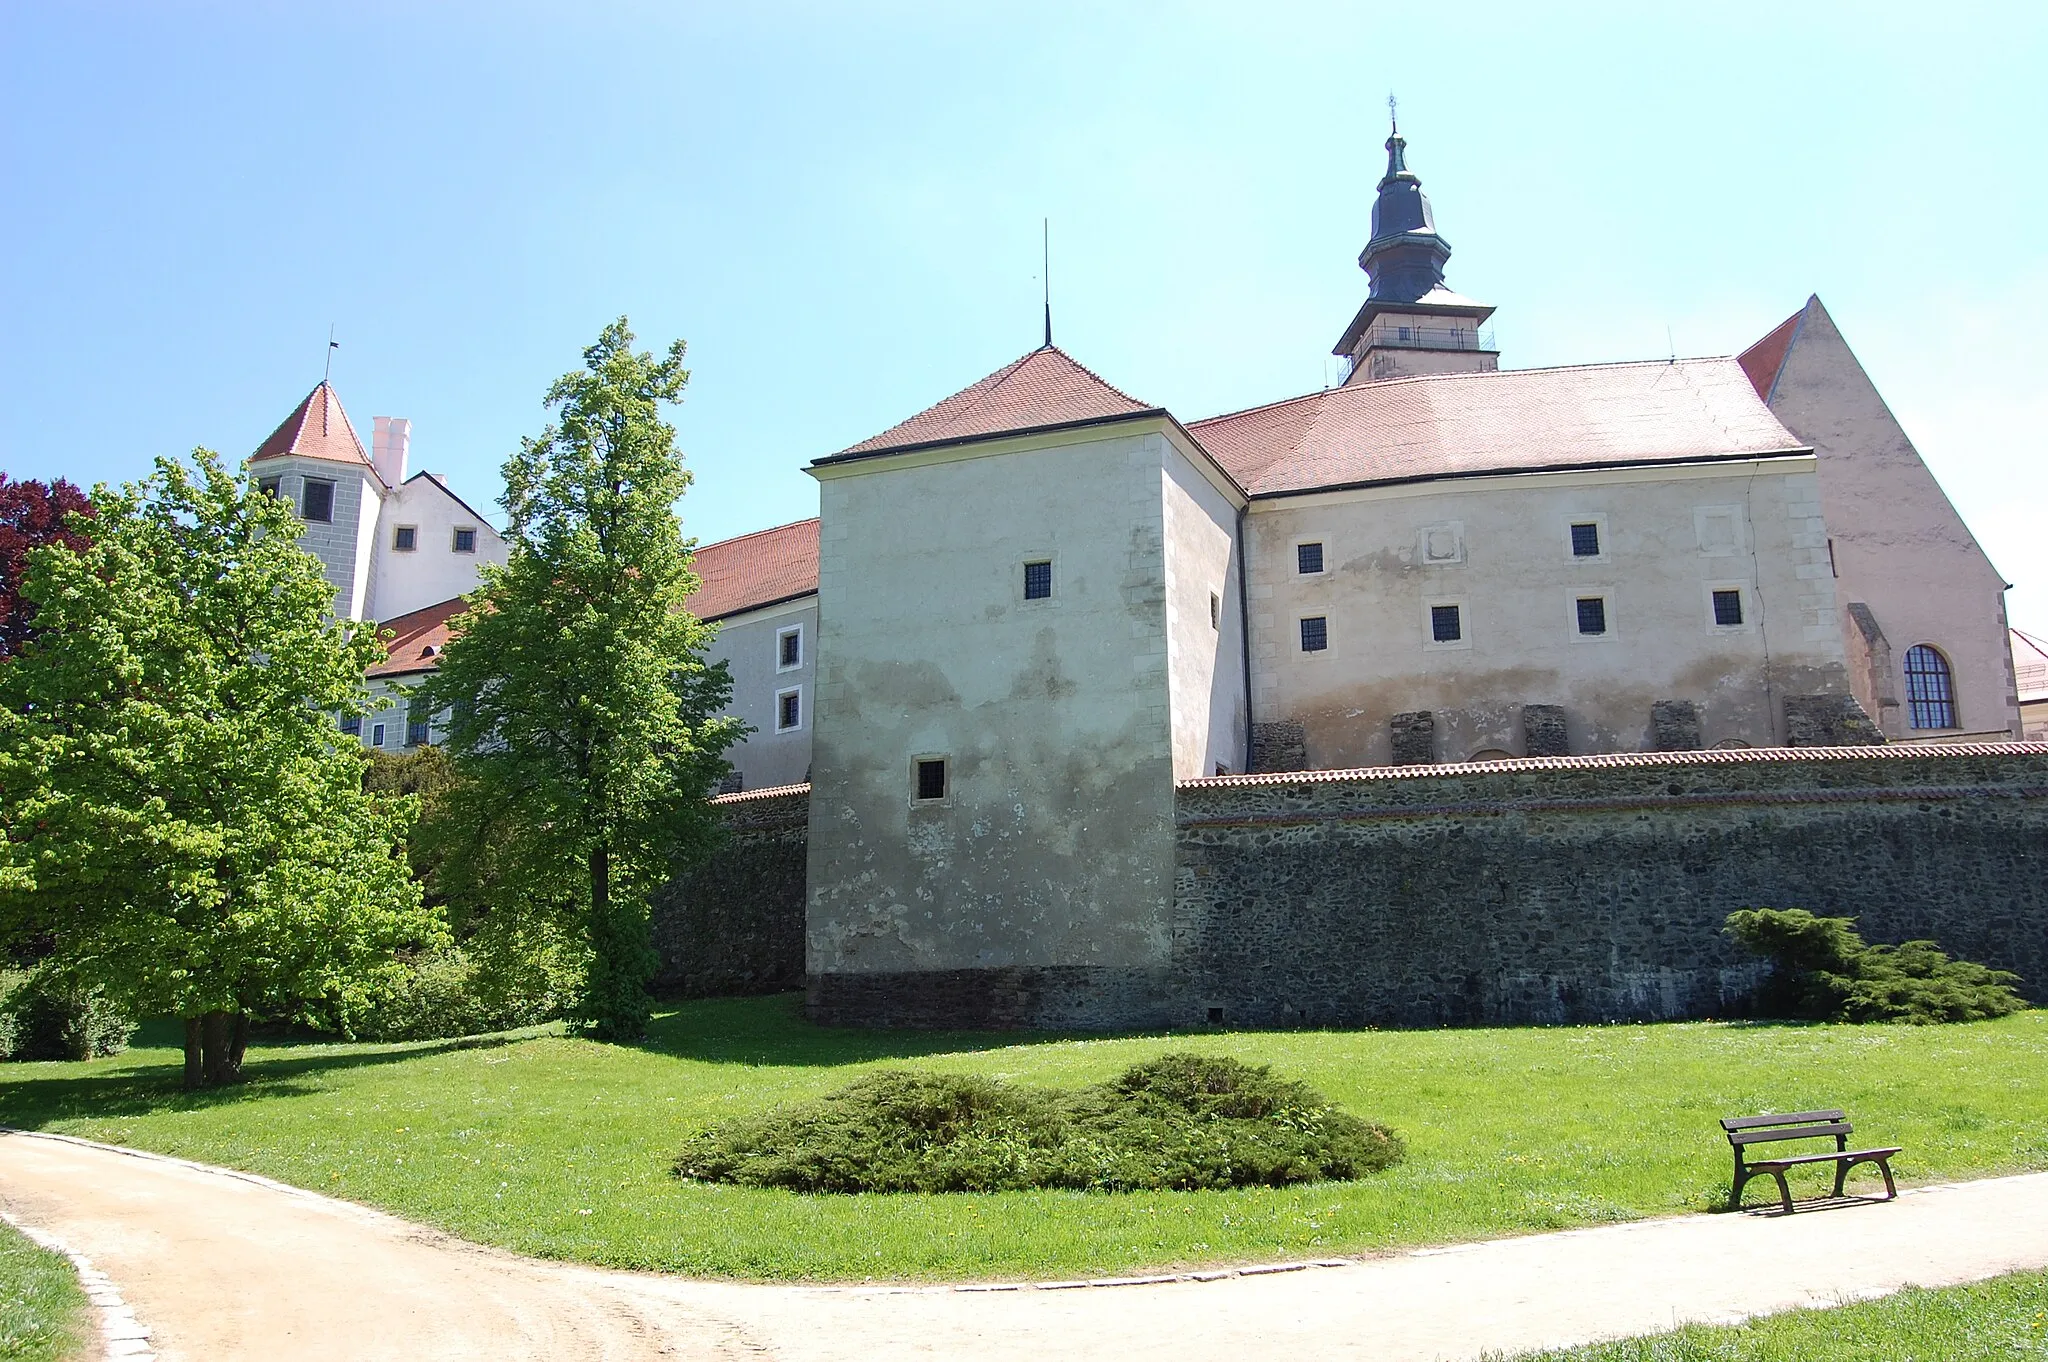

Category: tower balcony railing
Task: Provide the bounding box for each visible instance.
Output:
[1366,324,1496,352]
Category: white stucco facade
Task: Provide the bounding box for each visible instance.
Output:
[367,473,507,623]
[706,598,819,792]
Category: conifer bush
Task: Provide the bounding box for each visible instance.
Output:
[0,969,131,1061]
[1726,908,2027,1024]
[675,1053,1404,1193]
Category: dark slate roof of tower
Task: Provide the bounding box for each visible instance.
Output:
[1333,128,1494,358]
[819,345,1163,463]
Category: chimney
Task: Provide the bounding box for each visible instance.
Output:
[371,417,411,487]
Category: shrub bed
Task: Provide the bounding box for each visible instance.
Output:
[675,1052,1404,1193]
[1726,908,2027,1024]
[0,968,131,1062]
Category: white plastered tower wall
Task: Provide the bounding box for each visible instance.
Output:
[1245,457,1854,767]
[804,421,1183,993]
[1758,298,2020,740]
[1161,435,1248,776]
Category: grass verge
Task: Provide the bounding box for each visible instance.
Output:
[0,1217,89,1362]
[1494,1266,2048,1360]
[1,996,2044,1281]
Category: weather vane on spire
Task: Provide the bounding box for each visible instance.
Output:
[1388,92,1398,134]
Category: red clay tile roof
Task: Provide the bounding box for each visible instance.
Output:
[1187,358,1806,498]
[1737,302,1808,401]
[369,595,466,678]
[686,517,819,621]
[252,382,376,473]
[826,346,1160,460]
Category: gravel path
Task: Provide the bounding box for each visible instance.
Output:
[4,1129,2045,1361]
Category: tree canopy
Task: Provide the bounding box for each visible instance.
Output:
[0,450,436,1085]
[418,318,741,1040]
[0,473,93,661]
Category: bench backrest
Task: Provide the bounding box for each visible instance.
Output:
[1721,1110,1851,1150]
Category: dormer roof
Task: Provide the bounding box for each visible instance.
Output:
[818,346,1162,464]
[251,381,377,475]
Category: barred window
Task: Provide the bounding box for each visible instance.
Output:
[300,479,335,523]
[915,758,947,801]
[393,526,417,552]
[1570,522,1601,557]
[1023,560,1053,600]
[1712,589,1744,627]
[452,527,477,553]
[1576,597,1607,635]
[405,705,429,748]
[1299,616,1328,652]
[776,688,802,732]
[1431,604,1462,643]
[1904,645,1957,729]
[1297,542,1324,575]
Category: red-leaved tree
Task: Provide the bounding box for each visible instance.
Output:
[0,475,93,661]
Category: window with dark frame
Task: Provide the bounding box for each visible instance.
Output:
[452,527,477,553]
[300,479,335,523]
[1576,597,1607,635]
[779,628,801,668]
[1299,616,1328,652]
[405,705,429,748]
[1023,560,1053,600]
[258,477,282,499]
[1296,542,1324,575]
[1712,589,1744,627]
[371,722,386,748]
[1431,604,1462,643]
[1570,522,1601,557]
[1903,645,1957,729]
[777,690,801,731]
[338,715,362,737]
[393,526,417,552]
[915,758,947,801]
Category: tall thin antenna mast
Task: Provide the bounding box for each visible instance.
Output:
[324,324,338,383]
[1042,218,1052,348]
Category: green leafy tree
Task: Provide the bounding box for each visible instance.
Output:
[0,451,437,1086]
[418,319,741,1041]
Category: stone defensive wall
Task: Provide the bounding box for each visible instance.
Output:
[1175,744,2048,1028]
[650,783,809,998]
[660,746,2048,1027]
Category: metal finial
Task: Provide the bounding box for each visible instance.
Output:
[1388,92,1398,134]
[323,323,338,384]
[1042,218,1052,349]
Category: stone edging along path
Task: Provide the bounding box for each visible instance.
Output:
[5,1126,2048,1362]
[1,1205,155,1362]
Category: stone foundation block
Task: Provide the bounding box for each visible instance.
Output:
[1390,711,1436,765]
[1521,704,1570,757]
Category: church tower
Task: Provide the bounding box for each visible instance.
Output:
[1332,116,1498,384]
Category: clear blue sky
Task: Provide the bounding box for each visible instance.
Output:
[4,3,2045,632]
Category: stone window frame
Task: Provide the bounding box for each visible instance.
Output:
[776,623,804,673]
[1568,587,1616,643]
[257,476,283,499]
[1694,505,1746,558]
[1422,596,1472,651]
[774,684,804,734]
[1418,520,1466,567]
[1297,614,1331,656]
[451,526,478,554]
[300,477,336,524]
[1564,513,1609,563]
[1902,643,1960,731]
[1017,549,1059,606]
[392,525,418,552]
[1703,580,1754,634]
[1292,536,1326,577]
[910,754,950,807]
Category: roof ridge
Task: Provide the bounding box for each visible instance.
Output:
[1039,345,1154,410]
[695,515,822,553]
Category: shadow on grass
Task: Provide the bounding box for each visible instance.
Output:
[0,1032,525,1131]
[636,992,1099,1068]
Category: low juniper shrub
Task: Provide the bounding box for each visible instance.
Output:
[1726,908,2027,1024]
[674,1053,1404,1193]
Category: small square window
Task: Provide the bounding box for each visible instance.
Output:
[1570,523,1601,557]
[1712,589,1744,627]
[1576,597,1607,635]
[338,714,362,737]
[405,707,429,748]
[1209,592,1221,630]
[1296,542,1324,575]
[1023,560,1053,600]
[915,758,947,801]
[777,626,802,670]
[1299,616,1328,652]
[1431,604,1463,643]
[371,722,386,748]
[393,525,417,552]
[776,689,801,732]
[452,527,477,553]
[258,477,282,499]
[300,479,335,523]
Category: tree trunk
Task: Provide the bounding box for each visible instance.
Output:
[229,1013,249,1073]
[183,1017,203,1090]
[198,1010,242,1086]
[581,840,654,1042]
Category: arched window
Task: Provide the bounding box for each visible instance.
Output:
[1904,645,1957,730]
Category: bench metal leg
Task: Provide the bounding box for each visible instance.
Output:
[1833,1160,1849,1198]
[1877,1157,1897,1201]
[1771,1170,1794,1215]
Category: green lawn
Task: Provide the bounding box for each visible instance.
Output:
[0,1218,88,1362]
[1,997,2044,1282]
[1495,1266,2048,1360]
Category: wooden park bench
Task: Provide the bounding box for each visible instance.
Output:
[1720,1110,1901,1214]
